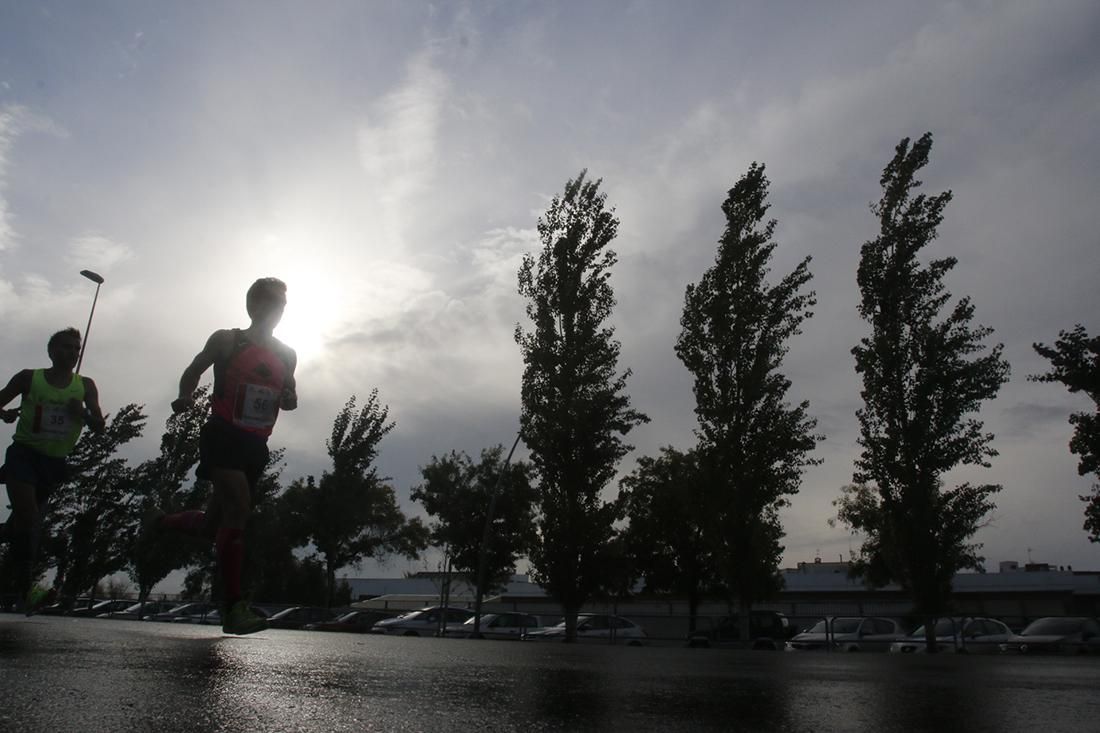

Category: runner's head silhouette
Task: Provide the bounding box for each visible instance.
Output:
[245,277,287,330]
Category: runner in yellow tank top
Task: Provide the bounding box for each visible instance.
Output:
[0,328,106,612]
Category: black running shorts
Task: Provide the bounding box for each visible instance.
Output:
[196,417,270,490]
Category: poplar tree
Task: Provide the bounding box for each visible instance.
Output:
[515,170,648,641]
[837,133,1010,651]
[676,164,821,637]
[1031,325,1100,541]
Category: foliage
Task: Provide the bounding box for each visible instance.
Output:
[515,170,649,640]
[284,392,429,606]
[126,390,211,600]
[411,445,537,597]
[837,133,1010,626]
[619,446,718,627]
[674,163,821,613]
[50,403,147,600]
[1031,325,1100,541]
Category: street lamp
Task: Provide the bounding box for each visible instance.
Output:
[76,269,104,374]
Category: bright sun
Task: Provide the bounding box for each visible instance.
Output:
[270,267,343,366]
[274,302,327,365]
[235,228,353,366]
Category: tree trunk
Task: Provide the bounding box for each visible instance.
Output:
[738,597,753,649]
[326,559,336,609]
[923,614,937,654]
[687,588,700,633]
[563,604,580,643]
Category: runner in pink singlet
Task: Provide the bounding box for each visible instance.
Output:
[155,277,297,635]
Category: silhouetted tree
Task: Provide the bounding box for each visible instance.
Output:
[515,170,648,641]
[675,164,821,637]
[284,392,429,606]
[836,133,1010,652]
[411,446,537,598]
[619,446,718,631]
[50,403,146,602]
[1031,325,1100,541]
[127,390,211,603]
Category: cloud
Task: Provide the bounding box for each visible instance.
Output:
[66,234,133,271]
[357,52,449,207]
[1001,401,1078,439]
[0,104,24,253]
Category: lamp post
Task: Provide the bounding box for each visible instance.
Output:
[76,269,104,374]
[471,430,523,637]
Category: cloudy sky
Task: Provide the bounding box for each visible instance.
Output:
[1,1,1098,588]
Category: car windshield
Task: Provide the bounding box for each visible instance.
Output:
[461,614,492,626]
[336,612,357,622]
[1022,618,1084,635]
[911,619,963,637]
[807,618,860,634]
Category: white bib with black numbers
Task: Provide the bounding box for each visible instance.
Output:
[36,404,74,437]
[235,384,279,429]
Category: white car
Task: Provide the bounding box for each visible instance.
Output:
[96,600,177,620]
[523,613,647,646]
[371,606,474,636]
[786,616,906,652]
[146,602,218,623]
[444,612,543,640]
[890,617,1011,654]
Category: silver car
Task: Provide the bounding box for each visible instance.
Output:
[890,617,1011,654]
[371,606,474,636]
[786,616,906,652]
[444,612,543,640]
[523,613,647,646]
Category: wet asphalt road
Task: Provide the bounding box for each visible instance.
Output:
[1,615,1098,732]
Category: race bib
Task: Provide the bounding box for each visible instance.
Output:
[34,404,73,437]
[234,383,279,429]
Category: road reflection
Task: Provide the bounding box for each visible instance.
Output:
[2,619,1098,732]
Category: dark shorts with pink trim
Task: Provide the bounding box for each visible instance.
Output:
[197,417,270,491]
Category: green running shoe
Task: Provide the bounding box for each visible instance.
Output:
[222,600,267,636]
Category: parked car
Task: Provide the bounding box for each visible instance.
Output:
[146,602,218,623]
[785,616,907,652]
[97,600,178,620]
[266,606,337,630]
[37,596,92,616]
[372,606,474,636]
[890,617,1011,654]
[524,613,647,646]
[304,610,396,633]
[188,605,270,627]
[688,611,792,650]
[1000,617,1100,655]
[69,599,135,618]
[444,612,543,640]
